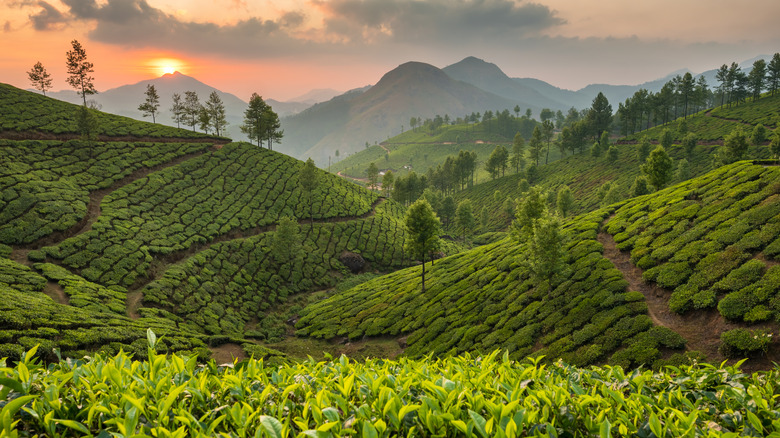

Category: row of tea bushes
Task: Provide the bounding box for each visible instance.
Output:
[142,200,409,337]
[43,143,380,287]
[0,139,212,244]
[606,161,780,321]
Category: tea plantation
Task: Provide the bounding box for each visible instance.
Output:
[40,143,381,288]
[0,139,212,245]
[606,161,780,349]
[4,345,780,437]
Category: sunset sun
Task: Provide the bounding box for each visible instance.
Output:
[162,65,176,74]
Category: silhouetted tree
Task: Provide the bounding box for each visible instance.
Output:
[138,84,160,123]
[65,39,96,106]
[183,91,200,131]
[203,91,227,136]
[170,93,184,128]
[27,61,52,95]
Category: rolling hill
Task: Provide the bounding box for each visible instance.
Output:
[0,84,422,361]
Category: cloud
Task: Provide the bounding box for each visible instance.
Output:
[317,0,564,44]
[29,1,68,30]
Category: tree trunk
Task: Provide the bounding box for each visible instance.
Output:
[421,252,426,292]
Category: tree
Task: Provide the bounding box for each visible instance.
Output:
[556,185,574,218]
[242,93,269,147]
[65,39,96,106]
[404,199,441,292]
[204,91,227,136]
[528,125,544,166]
[542,120,555,164]
[262,105,283,150]
[751,124,767,145]
[198,106,211,134]
[138,84,160,123]
[510,132,525,173]
[299,158,319,223]
[770,132,780,158]
[382,171,394,197]
[675,158,691,181]
[718,128,749,164]
[170,93,185,128]
[439,196,457,229]
[641,146,674,190]
[511,187,546,238]
[540,108,554,122]
[528,215,565,281]
[747,59,767,100]
[660,128,673,149]
[587,92,613,139]
[410,117,418,131]
[768,53,780,96]
[455,200,475,241]
[183,91,200,131]
[637,136,651,162]
[366,162,379,189]
[631,175,650,196]
[485,145,509,179]
[513,105,521,118]
[607,145,619,162]
[271,216,301,265]
[716,64,729,106]
[27,61,52,95]
[77,106,99,157]
[682,133,697,157]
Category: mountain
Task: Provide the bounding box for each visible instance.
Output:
[290,88,343,105]
[442,56,578,112]
[281,61,517,164]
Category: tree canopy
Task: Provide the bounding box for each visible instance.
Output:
[138,84,160,124]
[65,39,96,106]
[27,61,52,96]
[404,199,441,292]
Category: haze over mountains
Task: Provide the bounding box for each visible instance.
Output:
[40,54,769,165]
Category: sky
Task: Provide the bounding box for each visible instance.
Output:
[2,0,779,101]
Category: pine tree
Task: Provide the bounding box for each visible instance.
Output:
[138,84,160,123]
[587,92,613,139]
[183,91,200,131]
[262,105,283,150]
[747,59,767,100]
[27,61,52,95]
[404,199,441,292]
[768,53,780,96]
[65,40,96,106]
[241,93,269,147]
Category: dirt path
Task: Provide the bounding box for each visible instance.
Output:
[209,343,247,365]
[598,221,780,370]
[126,290,143,319]
[597,227,734,361]
[43,281,69,305]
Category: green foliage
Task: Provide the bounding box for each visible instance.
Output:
[751,124,767,145]
[556,185,574,218]
[719,328,772,358]
[630,175,650,197]
[641,145,674,190]
[718,127,750,164]
[6,349,780,437]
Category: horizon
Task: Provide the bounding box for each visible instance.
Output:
[2,0,779,101]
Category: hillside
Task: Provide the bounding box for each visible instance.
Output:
[623,93,780,143]
[281,62,517,164]
[297,161,780,369]
[0,85,417,361]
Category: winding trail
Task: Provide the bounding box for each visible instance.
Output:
[598,217,780,370]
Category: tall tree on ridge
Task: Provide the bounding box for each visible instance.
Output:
[715,64,729,106]
[404,199,441,292]
[204,91,227,136]
[747,59,767,100]
[262,105,283,150]
[183,91,200,131]
[241,93,269,147]
[65,39,96,106]
[27,61,53,96]
[768,53,780,96]
[170,93,184,129]
[138,84,160,123]
[587,92,612,140]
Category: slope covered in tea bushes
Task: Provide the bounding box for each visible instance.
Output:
[299,161,780,366]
